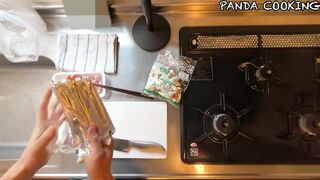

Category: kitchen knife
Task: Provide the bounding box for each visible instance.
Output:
[114,138,165,154]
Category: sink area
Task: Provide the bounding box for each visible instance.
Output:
[0,56,56,159]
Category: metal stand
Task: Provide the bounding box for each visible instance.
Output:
[132,0,171,51]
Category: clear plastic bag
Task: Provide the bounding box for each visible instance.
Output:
[52,76,115,163]
[0,0,46,62]
[144,50,197,106]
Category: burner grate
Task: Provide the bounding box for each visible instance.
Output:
[276,93,320,156]
[278,104,320,142]
[238,53,283,94]
[194,92,253,158]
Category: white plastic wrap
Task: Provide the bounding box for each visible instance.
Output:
[0,0,46,62]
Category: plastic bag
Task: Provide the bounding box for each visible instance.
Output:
[144,50,197,106]
[0,0,46,62]
[52,76,115,163]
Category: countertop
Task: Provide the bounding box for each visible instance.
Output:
[2,3,320,179]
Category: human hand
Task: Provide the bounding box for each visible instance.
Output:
[20,88,65,171]
[1,88,65,180]
[86,124,114,180]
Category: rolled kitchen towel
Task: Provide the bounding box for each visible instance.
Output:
[56,32,118,74]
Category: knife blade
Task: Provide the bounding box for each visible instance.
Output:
[114,138,165,154]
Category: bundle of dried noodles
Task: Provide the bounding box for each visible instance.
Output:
[52,77,115,158]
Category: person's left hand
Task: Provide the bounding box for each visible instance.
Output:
[1,88,65,180]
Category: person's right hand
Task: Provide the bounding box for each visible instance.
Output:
[86,124,114,180]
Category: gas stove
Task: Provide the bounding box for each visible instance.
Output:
[180,26,320,164]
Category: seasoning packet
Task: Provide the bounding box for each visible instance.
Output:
[51,76,115,163]
[144,50,197,106]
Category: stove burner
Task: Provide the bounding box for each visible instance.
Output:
[238,54,282,94]
[289,105,320,142]
[277,106,320,142]
[276,93,320,156]
[255,65,274,82]
[299,114,320,137]
[213,114,236,136]
[195,92,254,158]
[197,105,240,144]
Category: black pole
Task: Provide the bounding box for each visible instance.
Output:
[141,0,154,31]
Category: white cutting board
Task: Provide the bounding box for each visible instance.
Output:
[103,101,167,159]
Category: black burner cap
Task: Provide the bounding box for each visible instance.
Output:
[259,66,274,81]
[213,114,236,136]
[299,114,320,136]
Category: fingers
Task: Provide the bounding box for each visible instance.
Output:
[103,137,114,159]
[57,113,66,127]
[38,88,52,121]
[36,126,57,149]
[51,104,64,122]
[51,99,59,112]
[47,101,66,128]
[102,137,113,151]
[106,137,113,146]
[87,124,103,153]
[87,124,113,162]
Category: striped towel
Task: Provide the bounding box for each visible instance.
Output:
[56,32,118,74]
